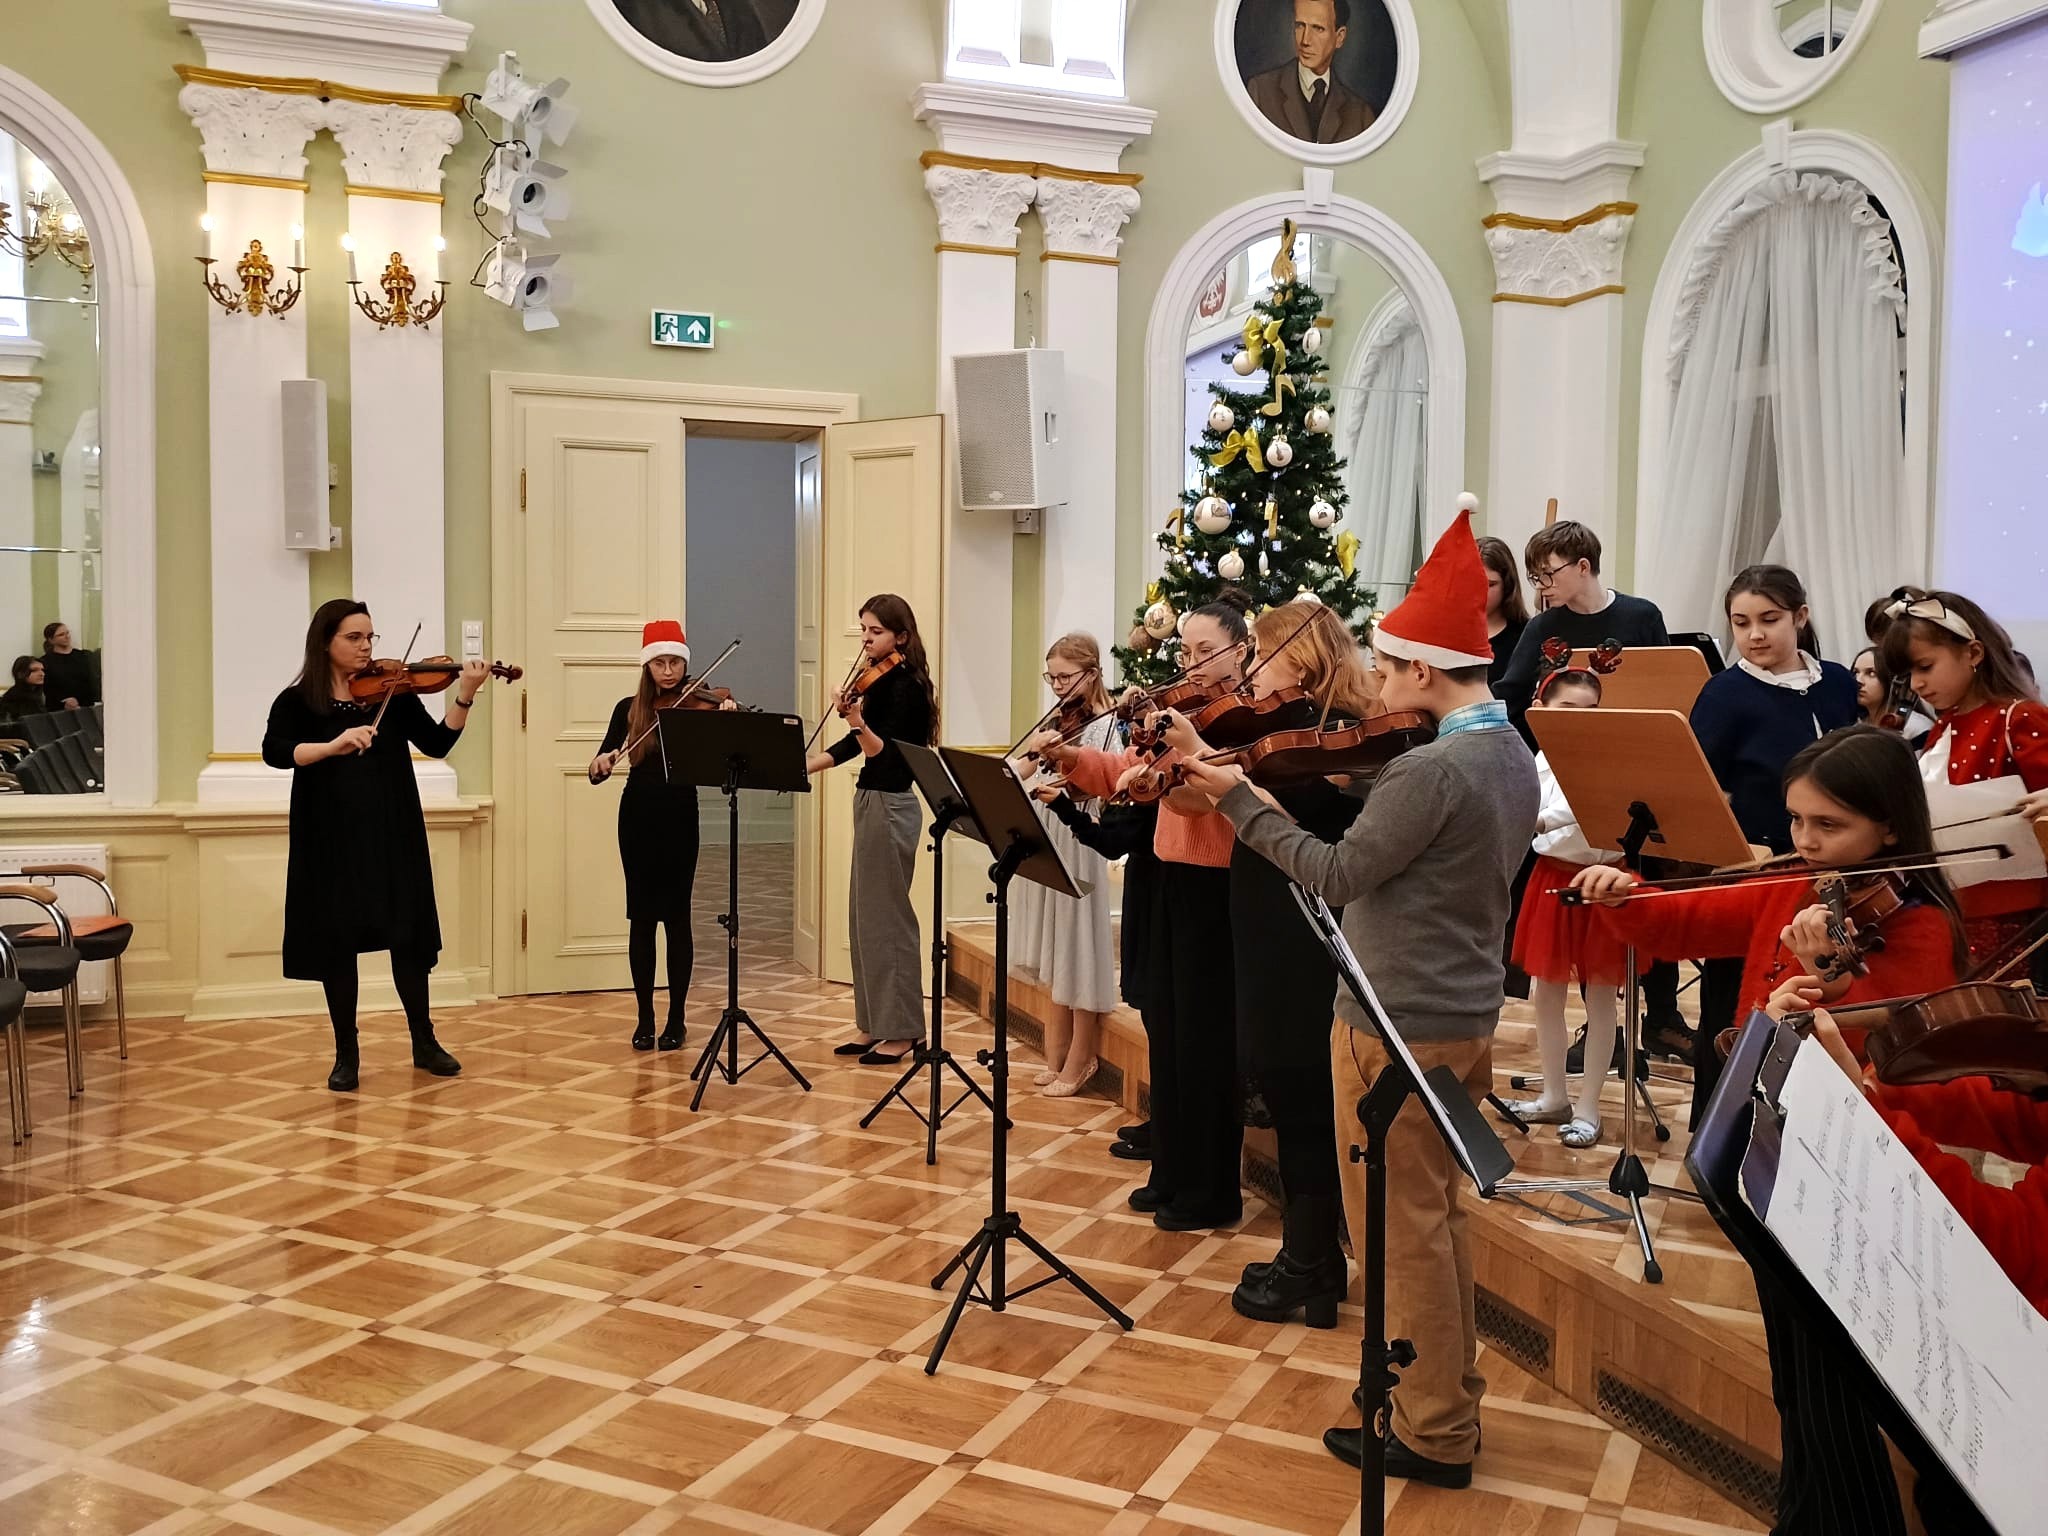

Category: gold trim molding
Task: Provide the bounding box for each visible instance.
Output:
[935,240,1020,258]
[0,374,44,384]
[1481,201,1637,234]
[920,149,1143,187]
[202,170,312,192]
[1493,284,1626,308]
[174,64,462,113]
[344,184,445,204]
[1042,250,1119,267]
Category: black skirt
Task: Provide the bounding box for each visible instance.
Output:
[599,697,700,919]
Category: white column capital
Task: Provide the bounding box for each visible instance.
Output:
[924,164,1037,250]
[1034,176,1140,260]
[0,376,41,425]
[325,99,463,193]
[177,82,327,179]
[1483,206,1636,301]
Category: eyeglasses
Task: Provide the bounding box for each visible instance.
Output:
[1043,673,1086,691]
[338,631,380,646]
[1528,563,1576,590]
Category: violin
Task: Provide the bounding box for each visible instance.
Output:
[1179,684,1312,750]
[1810,870,1910,984]
[1114,710,1434,805]
[1877,670,1920,735]
[350,657,522,702]
[1793,981,2048,1100]
[1125,678,1233,752]
[836,651,903,716]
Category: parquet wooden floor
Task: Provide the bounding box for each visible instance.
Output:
[0,847,1762,1535]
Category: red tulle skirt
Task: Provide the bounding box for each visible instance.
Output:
[1512,855,1631,986]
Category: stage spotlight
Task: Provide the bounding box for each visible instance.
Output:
[484,240,568,332]
[480,51,577,145]
[508,158,571,237]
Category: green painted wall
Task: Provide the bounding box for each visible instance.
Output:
[1616,0,1949,581]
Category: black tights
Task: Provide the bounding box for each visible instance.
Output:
[628,914,693,1025]
[321,955,434,1060]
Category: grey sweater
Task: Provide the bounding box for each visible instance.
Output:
[1220,723,1539,1043]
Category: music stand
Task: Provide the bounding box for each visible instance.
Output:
[655,709,814,1112]
[1525,707,1755,1282]
[1565,645,1713,715]
[1290,887,1515,1536]
[860,742,1003,1162]
[923,746,1131,1373]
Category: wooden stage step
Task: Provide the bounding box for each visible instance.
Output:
[946,920,1781,1522]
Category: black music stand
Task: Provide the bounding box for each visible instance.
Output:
[860,742,1003,1163]
[1290,887,1515,1536]
[656,709,814,1111]
[923,747,1132,1373]
[1525,707,1756,1282]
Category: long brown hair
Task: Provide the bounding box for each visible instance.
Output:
[1782,726,1969,975]
[294,598,370,715]
[1252,601,1380,719]
[1475,536,1529,627]
[623,661,681,768]
[861,593,939,742]
[1879,589,2039,708]
[1045,632,1113,717]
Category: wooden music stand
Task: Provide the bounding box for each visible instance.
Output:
[1565,646,1713,715]
[1524,707,1756,1282]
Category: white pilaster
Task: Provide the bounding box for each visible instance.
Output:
[0,352,42,657]
[1034,172,1138,654]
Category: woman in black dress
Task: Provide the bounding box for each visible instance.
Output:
[588,620,735,1051]
[1477,535,1529,685]
[262,600,494,1091]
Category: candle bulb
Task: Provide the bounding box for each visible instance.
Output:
[341,233,357,283]
[292,223,304,269]
[200,213,215,261]
[435,235,447,284]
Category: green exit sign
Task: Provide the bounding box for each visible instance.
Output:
[651,310,715,349]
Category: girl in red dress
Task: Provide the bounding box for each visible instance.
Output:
[1505,668,1628,1148]
[1879,590,2048,978]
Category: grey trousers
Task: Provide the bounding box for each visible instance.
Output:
[849,788,923,1042]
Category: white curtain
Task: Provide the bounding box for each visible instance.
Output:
[1648,171,1906,660]
[1345,303,1429,598]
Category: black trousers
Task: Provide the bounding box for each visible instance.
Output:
[1151,862,1241,1220]
[1276,1111,1343,1262]
[1689,956,1744,1130]
[628,913,693,1025]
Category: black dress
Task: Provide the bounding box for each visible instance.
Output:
[261,688,460,980]
[598,699,701,919]
[1487,619,1526,687]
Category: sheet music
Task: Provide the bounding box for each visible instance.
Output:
[1929,776,2044,891]
[1755,1045,2048,1533]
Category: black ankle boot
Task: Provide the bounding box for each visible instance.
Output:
[410,1030,461,1076]
[632,1018,656,1051]
[328,1028,359,1092]
[1240,1246,1286,1287]
[657,1017,685,1052]
[1231,1250,1346,1328]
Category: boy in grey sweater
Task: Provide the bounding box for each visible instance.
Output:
[1173,510,1538,1488]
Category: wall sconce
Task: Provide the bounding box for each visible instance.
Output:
[344,234,449,332]
[197,217,305,317]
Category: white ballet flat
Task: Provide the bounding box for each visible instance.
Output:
[1560,1118,1603,1149]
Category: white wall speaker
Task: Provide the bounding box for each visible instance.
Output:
[953,348,1066,512]
[281,378,335,551]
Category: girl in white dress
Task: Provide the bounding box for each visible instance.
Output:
[1011,633,1119,1095]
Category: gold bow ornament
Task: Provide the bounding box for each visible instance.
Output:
[1335,530,1360,579]
[1210,426,1266,473]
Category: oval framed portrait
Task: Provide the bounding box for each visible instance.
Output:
[1215,0,1418,165]
[586,0,828,87]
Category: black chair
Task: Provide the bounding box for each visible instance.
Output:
[49,709,85,740]
[52,734,102,793]
[0,888,84,1137]
[78,705,104,750]
[19,712,61,751]
[13,753,59,794]
[0,973,25,1146]
[9,862,134,1060]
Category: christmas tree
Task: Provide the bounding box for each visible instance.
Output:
[1114,219,1375,687]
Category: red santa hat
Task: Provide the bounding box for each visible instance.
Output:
[1371,508,1494,670]
[639,620,690,667]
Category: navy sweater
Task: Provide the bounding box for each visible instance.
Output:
[1689,661,1860,852]
[1495,592,1670,730]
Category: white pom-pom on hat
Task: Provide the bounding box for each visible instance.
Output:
[1455,491,1480,515]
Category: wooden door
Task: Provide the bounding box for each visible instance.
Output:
[517,399,685,993]
[792,441,823,974]
[813,417,945,984]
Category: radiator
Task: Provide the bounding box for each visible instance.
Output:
[0,844,113,1006]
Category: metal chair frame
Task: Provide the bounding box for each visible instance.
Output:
[18,863,128,1060]
[0,887,79,1145]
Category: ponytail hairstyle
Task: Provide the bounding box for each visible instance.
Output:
[1878,589,2038,707]
[1725,565,1821,659]
[1045,632,1113,717]
[1782,726,1969,975]
[1251,600,1379,719]
[294,598,371,716]
[1192,586,1255,648]
[858,592,939,743]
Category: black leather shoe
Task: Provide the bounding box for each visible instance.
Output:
[632,1021,656,1051]
[657,1019,685,1052]
[1152,1203,1241,1232]
[1126,1185,1168,1213]
[1117,1121,1150,1146]
[1321,1428,1473,1488]
[327,1059,359,1092]
[411,1039,462,1077]
[1240,1246,1285,1286]
[1232,1251,1345,1328]
[1109,1139,1152,1161]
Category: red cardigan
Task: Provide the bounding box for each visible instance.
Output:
[1875,1078,2048,1319]
[1596,876,1961,1018]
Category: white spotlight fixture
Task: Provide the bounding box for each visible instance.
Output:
[479,144,571,237]
[484,239,568,332]
[480,51,577,145]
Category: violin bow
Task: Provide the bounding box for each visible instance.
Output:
[1010,665,1098,761]
[1550,843,2015,903]
[804,648,870,754]
[366,622,423,740]
[617,638,743,765]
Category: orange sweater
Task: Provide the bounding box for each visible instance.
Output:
[1596,877,1960,1017]
[1066,746,1234,869]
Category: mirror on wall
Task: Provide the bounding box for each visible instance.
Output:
[0,133,103,795]
[1182,231,1428,603]
[1774,1,1859,60]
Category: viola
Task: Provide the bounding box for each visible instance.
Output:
[349,656,521,702]
[1810,870,1911,984]
[1794,981,2048,1100]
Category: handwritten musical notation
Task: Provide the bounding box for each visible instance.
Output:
[1754,1046,2045,1533]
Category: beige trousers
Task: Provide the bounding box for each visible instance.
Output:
[1329,1020,1494,1463]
